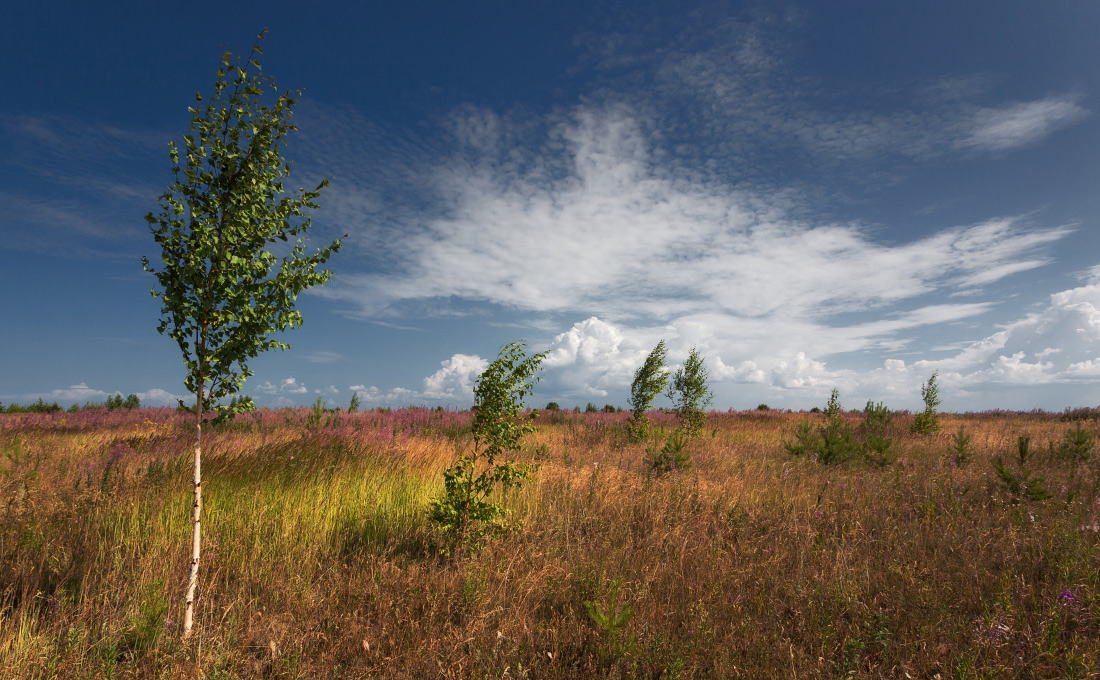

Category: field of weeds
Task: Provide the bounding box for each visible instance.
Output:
[1,407,1098,678]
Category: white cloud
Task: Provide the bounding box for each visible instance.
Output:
[12,384,187,407]
[319,104,1071,326]
[137,388,189,406]
[422,354,489,400]
[962,97,1088,152]
[281,378,309,394]
[256,377,312,396]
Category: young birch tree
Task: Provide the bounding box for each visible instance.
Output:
[142,32,342,639]
[667,345,714,437]
[628,340,669,440]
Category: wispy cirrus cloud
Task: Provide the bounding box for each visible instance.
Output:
[316,103,1072,327]
[961,97,1088,152]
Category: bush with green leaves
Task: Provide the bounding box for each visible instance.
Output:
[348,392,361,413]
[628,340,669,440]
[911,371,942,435]
[428,341,545,554]
[667,345,713,437]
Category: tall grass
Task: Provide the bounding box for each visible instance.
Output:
[1,408,1098,678]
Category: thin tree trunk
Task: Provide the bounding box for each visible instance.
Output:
[182,391,203,639]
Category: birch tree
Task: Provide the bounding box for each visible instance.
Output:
[142,31,342,639]
[628,340,669,440]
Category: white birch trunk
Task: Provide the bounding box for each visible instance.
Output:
[182,398,203,639]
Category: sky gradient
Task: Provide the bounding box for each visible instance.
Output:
[2,1,1099,412]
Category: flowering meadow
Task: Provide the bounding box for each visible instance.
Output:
[1,406,1098,678]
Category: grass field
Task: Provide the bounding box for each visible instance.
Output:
[1,406,1098,678]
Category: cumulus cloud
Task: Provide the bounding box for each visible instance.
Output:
[422,354,489,400]
[256,377,311,395]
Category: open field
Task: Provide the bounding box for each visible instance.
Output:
[1,407,1098,679]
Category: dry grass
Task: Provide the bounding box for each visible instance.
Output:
[1,408,1098,678]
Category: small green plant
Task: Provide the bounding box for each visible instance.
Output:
[667,346,713,437]
[348,392,361,413]
[859,400,895,467]
[949,426,974,467]
[824,388,842,423]
[428,341,545,554]
[1050,422,1094,463]
[756,403,769,411]
[306,397,326,429]
[911,371,942,435]
[785,390,875,465]
[785,420,822,457]
[646,429,691,476]
[584,577,635,666]
[992,435,1050,501]
[123,580,169,654]
[629,340,669,440]
[545,401,560,411]
[585,402,598,413]
[818,416,857,465]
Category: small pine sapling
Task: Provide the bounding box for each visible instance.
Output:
[1050,422,1094,464]
[645,429,691,476]
[859,400,895,467]
[948,426,974,467]
[992,435,1050,501]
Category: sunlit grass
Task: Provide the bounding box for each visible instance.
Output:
[1,407,1098,677]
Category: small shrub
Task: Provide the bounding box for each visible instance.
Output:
[859,400,895,467]
[992,435,1050,501]
[348,392,361,413]
[948,426,974,467]
[911,371,942,435]
[646,429,691,475]
[306,397,326,430]
[756,403,769,411]
[1050,422,1093,463]
[584,577,635,666]
[428,341,545,554]
[545,401,560,411]
[585,402,598,413]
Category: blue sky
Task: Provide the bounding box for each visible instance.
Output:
[2,1,1099,412]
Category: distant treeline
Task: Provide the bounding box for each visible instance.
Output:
[1,394,141,414]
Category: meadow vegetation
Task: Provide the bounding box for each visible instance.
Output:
[1,404,1099,678]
